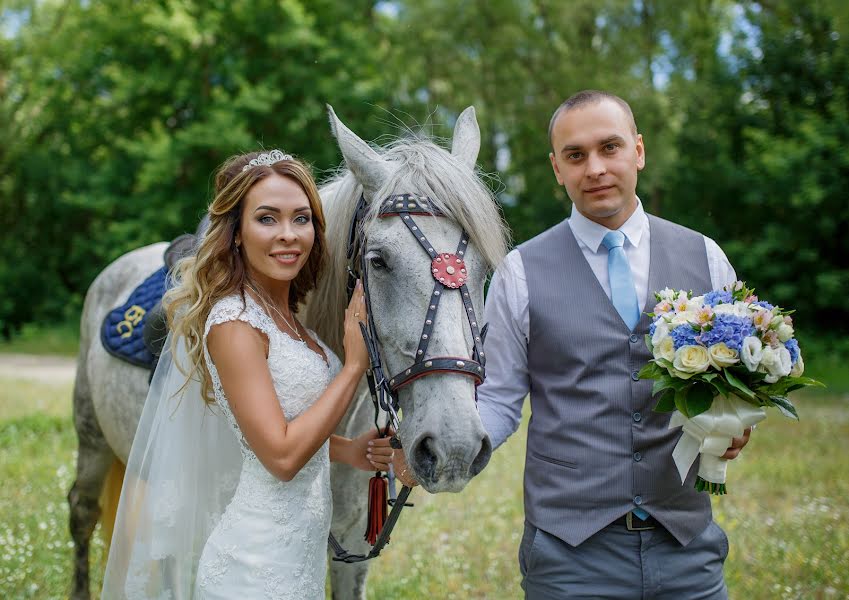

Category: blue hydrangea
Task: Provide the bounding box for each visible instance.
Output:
[699,314,755,352]
[670,324,700,350]
[753,300,775,310]
[785,338,800,365]
[703,290,733,307]
[649,320,658,338]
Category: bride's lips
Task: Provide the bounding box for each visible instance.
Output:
[270,251,302,265]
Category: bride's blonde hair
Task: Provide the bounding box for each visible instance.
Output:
[164,151,327,402]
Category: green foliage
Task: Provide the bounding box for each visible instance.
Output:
[1,0,847,354]
[0,0,396,337]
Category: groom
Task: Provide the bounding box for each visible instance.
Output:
[477,90,751,598]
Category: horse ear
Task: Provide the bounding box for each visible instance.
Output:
[327,104,391,201]
[450,106,481,170]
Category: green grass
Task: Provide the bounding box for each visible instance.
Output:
[1,378,846,599]
[0,322,80,357]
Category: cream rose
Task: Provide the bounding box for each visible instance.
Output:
[708,343,740,369]
[740,336,763,372]
[790,352,805,377]
[652,320,671,346]
[777,322,794,342]
[654,336,676,363]
[673,345,710,375]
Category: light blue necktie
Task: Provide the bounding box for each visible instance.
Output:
[602,230,640,332]
[602,230,649,520]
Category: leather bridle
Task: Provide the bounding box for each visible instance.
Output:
[328,192,487,563]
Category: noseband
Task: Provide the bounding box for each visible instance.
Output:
[328,192,487,564]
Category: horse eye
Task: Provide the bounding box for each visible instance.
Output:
[368,255,388,270]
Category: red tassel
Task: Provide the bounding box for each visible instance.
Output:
[364,473,388,545]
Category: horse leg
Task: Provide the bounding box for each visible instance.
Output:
[68,375,115,600]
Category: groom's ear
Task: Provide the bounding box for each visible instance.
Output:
[549,152,564,185]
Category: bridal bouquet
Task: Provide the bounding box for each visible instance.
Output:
[638,281,823,494]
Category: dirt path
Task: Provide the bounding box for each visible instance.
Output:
[0,353,77,384]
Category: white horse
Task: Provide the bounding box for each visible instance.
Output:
[68,106,509,599]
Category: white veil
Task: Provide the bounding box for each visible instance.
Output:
[101,335,242,599]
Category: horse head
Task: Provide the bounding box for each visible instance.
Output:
[327,106,508,493]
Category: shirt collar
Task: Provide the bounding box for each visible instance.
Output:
[569,197,648,253]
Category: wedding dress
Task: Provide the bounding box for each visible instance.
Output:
[101,293,340,599]
[194,294,340,598]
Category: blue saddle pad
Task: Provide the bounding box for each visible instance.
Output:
[100,266,167,369]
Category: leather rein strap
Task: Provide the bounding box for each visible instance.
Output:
[328,193,487,563]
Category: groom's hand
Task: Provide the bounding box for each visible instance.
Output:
[721,427,752,460]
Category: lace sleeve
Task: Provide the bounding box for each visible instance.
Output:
[203,295,275,448]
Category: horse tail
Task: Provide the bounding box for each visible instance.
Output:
[99,458,126,550]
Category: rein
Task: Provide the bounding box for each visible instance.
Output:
[327,193,487,563]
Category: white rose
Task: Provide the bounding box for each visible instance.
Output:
[653,336,676,363]
[777,323,794,342]
[686,296,704,311]
[658,287,676,302]
[760,345,791,382]
[740,336,763,372]
[713,303,737,315]
[673,345,710,375]
[790,352,805,377]
[671,310,697,326]
[708,343,740,369]
[651,320,670,346]
[775,345,792,377]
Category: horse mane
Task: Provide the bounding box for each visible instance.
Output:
[305,135,511,358]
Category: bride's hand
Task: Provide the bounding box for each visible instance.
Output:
[392,449,419,487]
[348,428,394,472]
[342,281,368,375]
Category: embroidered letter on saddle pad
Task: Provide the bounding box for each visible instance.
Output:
[100,266,167,369]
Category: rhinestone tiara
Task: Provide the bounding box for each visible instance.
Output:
[241,149,293,172]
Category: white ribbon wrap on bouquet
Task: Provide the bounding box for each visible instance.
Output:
[669,395,767,484]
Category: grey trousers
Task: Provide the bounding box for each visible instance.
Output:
[519,519,729,599]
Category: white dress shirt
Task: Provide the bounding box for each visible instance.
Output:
[478,200,737,449]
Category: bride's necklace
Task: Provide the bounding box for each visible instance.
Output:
[245,283,304,343]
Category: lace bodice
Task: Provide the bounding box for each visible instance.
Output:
[194,293,342,599]
[202,293,341,456]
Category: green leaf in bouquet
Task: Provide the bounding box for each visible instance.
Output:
[708,376,732,398]
[653,389,677,413]
[651,377,673,396]
[723,369,756,401]
[638,362,663,380]
[656,358,675,371]
[644,334,653,352]
[762,376,825,397]
[769,395,799,420]
[685,383,714,417]
[674,387,691,418]
[650,374,686,395]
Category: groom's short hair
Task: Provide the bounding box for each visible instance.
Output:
[548,90,638,146]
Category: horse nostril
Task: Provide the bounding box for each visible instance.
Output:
[411,436,438,482]
[469,435,492,477]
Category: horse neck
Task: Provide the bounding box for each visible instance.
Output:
[302,175,361,359]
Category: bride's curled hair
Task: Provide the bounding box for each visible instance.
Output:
[163,151,327,402]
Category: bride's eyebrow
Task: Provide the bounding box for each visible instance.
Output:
[254,205,280,213]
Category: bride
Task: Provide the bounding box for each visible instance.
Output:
[101,150,395,599]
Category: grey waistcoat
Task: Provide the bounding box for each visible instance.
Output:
[518,214,713,547]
